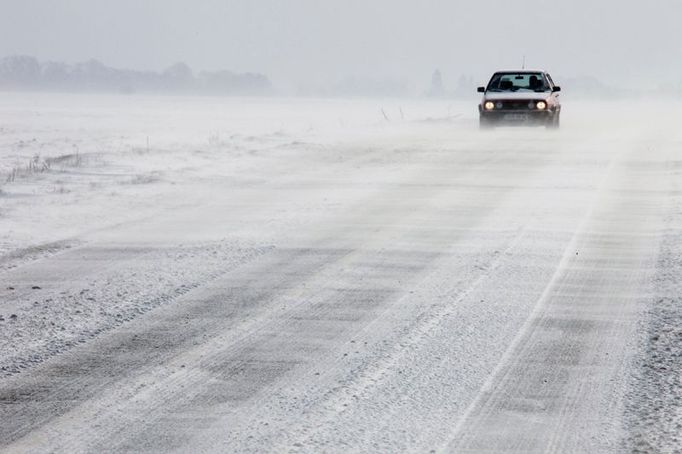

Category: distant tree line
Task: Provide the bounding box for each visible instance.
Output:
[0,55,272,95]
[425,69,477,99]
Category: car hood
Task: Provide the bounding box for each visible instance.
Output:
[483,92,550,101]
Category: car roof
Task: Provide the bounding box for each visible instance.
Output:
[493,69,547,74]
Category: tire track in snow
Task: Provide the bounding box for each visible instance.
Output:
[446,153,666,452]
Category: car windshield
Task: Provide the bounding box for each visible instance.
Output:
[487,73,550,92]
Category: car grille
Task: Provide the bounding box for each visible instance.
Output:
[498,100,534,110]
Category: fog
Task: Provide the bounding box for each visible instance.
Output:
[1,0,681,91]
[3,2,682,453]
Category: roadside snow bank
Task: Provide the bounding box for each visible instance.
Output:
[0,242,270,377]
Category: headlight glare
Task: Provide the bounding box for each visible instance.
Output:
[484,101,495,111]
[536,101,547,110]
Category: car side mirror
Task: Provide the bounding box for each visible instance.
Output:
[552,86,561,92]
[477,87,485,93]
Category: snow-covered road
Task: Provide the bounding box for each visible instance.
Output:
[0,95,680,452]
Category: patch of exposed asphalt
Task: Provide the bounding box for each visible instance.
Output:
[0,241,272,378]
[625,232,682,453]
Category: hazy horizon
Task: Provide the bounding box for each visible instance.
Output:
[1,1,680,90]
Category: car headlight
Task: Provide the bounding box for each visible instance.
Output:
[536,101,547,110]
[484,101,495,111]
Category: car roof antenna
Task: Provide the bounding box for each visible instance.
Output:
[522,55,526,69]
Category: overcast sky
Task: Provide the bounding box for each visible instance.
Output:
[1,0,680,89]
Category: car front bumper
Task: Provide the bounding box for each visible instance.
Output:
[479,108,558,125]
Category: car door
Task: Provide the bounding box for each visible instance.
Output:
[545,73,561,108]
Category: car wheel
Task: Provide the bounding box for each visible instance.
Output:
[546,112,560,129]
[480,117,494,130]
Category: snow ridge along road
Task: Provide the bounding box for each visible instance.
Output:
[0,96,679,452]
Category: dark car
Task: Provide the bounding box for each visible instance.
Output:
[477,70,561,129]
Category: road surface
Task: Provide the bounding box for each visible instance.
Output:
[0,99,680,452]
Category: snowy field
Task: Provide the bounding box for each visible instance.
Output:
[0,92,681,452]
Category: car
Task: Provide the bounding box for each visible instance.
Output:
[477,70,561,129]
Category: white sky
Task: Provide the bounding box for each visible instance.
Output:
[1,0,680,88]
